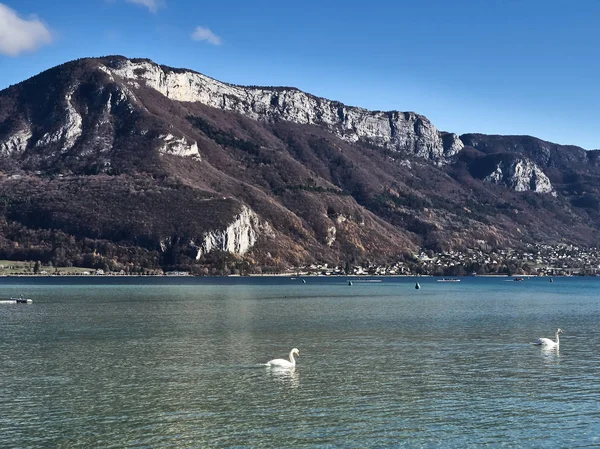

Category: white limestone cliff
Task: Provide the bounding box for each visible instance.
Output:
[484,158,555,195]
[326,225,336,247]
[105,59,463,164]
[193,205,267,258]
[35,90,82,151]
[158,133,200,159]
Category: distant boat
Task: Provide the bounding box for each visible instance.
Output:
[302,279,306,284]
[1,295,33,304]
[513,277,525,281]
[415,282,420,290]
[348,281,353,286]
[549,278,554,283]
[437,278,461,282]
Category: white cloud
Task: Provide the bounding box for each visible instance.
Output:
[0,3,52,56]
[191,26,222,46]
[125,0,163,13]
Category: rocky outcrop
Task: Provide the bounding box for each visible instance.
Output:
[158,134,200,159]
[192,205,268,258]
[326,225,336,247]
[105,58,463,164]
[34,90,82,151]
[484,158,555,195]
[0,128,31,156]
[441,132,464,158]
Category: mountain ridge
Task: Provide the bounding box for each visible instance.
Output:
[0,56,598,273]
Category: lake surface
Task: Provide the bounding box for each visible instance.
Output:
[1,276,599,448]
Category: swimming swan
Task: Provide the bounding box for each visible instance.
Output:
[534,328,563,348]
[265,348,299,369]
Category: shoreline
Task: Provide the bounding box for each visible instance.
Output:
[0,273,591,278]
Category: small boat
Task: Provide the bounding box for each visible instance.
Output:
[437,278,461,282]
[549,278,554,283]
[513,277,525,281]
[302,279,306,284]
[415,282,420,290]
[1,296,33,304]
[348,281,353,286]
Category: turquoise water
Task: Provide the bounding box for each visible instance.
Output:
[1,276,599,448]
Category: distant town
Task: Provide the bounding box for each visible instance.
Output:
[299,244,600,277]
[1,243,599,277]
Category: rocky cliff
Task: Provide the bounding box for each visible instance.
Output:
[192,205,269,258]
[105,57,463,164]
[482,157,555,194]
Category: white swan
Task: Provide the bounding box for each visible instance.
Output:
[265,348,299,369]
[534,328,563,348]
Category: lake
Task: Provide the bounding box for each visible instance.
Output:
[1,276,599,448]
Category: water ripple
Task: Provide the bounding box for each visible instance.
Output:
[1,278,600,447]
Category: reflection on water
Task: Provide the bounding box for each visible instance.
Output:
[539,346,561,364]
[266,366,300,389]
[1,277,599,448]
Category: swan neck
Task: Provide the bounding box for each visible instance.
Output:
[289,350,296,365]
[555,332,560,345]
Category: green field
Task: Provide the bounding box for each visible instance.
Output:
[0,260,94,276]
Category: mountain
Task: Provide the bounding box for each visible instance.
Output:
[0,56,599,273]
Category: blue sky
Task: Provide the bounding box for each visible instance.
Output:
[1,0,599,149]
